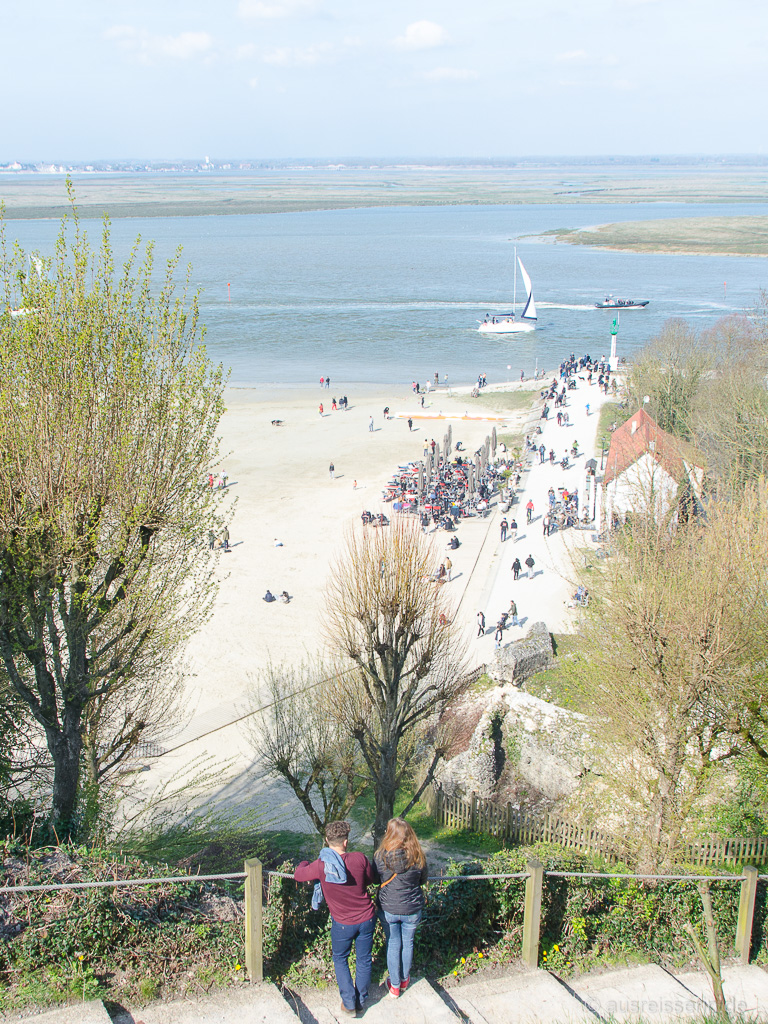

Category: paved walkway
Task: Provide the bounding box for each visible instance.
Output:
[22,962,768,1023]
[464,373,613,666]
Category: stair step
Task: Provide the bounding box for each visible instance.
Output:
[569,964,703,1021]
[4,1000,112,1024]
[128,983,299,1023]
[291,978,459,1023]
[450,968,590,1023]
[674,965,768,1017]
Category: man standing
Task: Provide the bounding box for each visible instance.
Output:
[329,463,335,480]
[445,555,452,581]
[476,610,486,637]
[295,821,378,1017]
[525,553,535,579]
[543,512,550,537]
[509,518,518,543]
[526,499,534,524]
[500,517,508,542]
[509,598,519,627]
[407,417,413,432]
[511,557,522,581]
[222,526,230,552]
[369,416,374,432]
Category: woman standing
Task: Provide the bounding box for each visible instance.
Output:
[374,818,428,999]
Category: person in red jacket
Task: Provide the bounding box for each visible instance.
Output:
[295,821,379,1017]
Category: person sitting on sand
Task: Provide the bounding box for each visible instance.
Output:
[280,590,290,603]
[264,590,275,602]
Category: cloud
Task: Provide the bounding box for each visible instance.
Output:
[104,25,213,62]
[238,0,315,18]
[395,20,448,51]
[555,49,588,63]
[236,43,258,60]
[423,67,479,82]
[263,43,330,66]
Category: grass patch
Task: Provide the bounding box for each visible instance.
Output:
[468,390,538,414]
[552,214,768,256]
[596,401,623,450]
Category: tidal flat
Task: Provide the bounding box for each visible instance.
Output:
[549,215,768,257]
[3,165,768,220]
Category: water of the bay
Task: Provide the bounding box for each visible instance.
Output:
[8,201,768,388]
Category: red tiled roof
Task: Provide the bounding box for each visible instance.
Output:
[603,407,703,486]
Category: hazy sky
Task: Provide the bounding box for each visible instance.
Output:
[6,0,765,161]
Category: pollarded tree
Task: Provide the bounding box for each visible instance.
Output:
[0,196,227,837]
[324,520,468,844]
[247,661,370,835]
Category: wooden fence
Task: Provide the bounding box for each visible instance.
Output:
[426,784,768,867]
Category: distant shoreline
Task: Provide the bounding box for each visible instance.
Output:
[3,168,768,220]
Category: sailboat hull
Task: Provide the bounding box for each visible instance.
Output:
[477,319,536,334]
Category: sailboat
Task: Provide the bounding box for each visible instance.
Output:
[478,250,537,334]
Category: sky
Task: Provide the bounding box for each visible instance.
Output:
[5,0,766,161]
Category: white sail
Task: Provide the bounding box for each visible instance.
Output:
[518,257,537,321]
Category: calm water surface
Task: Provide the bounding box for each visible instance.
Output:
[9,202,768,388]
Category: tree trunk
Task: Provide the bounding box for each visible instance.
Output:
[372,742,398,845]
[48,715,83,840]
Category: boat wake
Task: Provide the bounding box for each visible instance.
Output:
[536,302,596,311]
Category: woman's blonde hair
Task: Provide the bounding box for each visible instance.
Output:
[376,817,426,869]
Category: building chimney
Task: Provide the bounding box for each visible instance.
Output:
[631,419,637,434]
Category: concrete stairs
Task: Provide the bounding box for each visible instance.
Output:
[5,965,768,1023]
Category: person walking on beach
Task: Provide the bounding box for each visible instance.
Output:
[326,376,331,389]
[543,512,550,537]
[477,610,486,637]
[374,818,428,1000]
[222,526,230,552]
[319,404,324,416]
[329,463,335,480]
[500,517,508,542]
[408,417,413,432]
[512,557,522,581]
[526,499,534,524]
[525,553,535,579]
[495,621,504,648]
[509,598,519,627]
[295,821,378,1017]
[445,556,452,581]
[369,416,374,432]
[208,529,216,550]
[509,519,518,543]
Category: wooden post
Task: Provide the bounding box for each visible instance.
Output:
[245,857,264,983]
[522,859,544,969]
[470,791,477,832]
[735,864,759,964]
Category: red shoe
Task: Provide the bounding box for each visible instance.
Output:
[400,977,411,992]
[386,979,400,999]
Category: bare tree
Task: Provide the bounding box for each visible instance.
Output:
[625,319,711,440]
[565,492,768,868]
[324,520,468,843]
[247,662,370,835]
[0,195,227,838]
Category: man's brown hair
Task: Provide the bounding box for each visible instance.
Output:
[325,820,351,845]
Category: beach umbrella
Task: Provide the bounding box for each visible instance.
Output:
[418,465,425,494]
[447,423,453,452]
[474,453,481,480]
[467,463,475,495]
[491,427,497,457]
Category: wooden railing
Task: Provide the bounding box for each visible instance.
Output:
[427,784,768,867]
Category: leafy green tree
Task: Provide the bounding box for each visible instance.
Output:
[0,198,226,838]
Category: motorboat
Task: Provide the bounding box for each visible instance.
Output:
[478,250,537,334]
[595,296,649,309]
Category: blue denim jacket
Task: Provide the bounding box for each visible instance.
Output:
[312,847,347,910]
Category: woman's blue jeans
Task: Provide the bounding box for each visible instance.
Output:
[380,909,422,988]
[330,916,375,1011]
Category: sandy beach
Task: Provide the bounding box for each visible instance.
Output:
[134,368,615,835]
[140,378,540,829]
